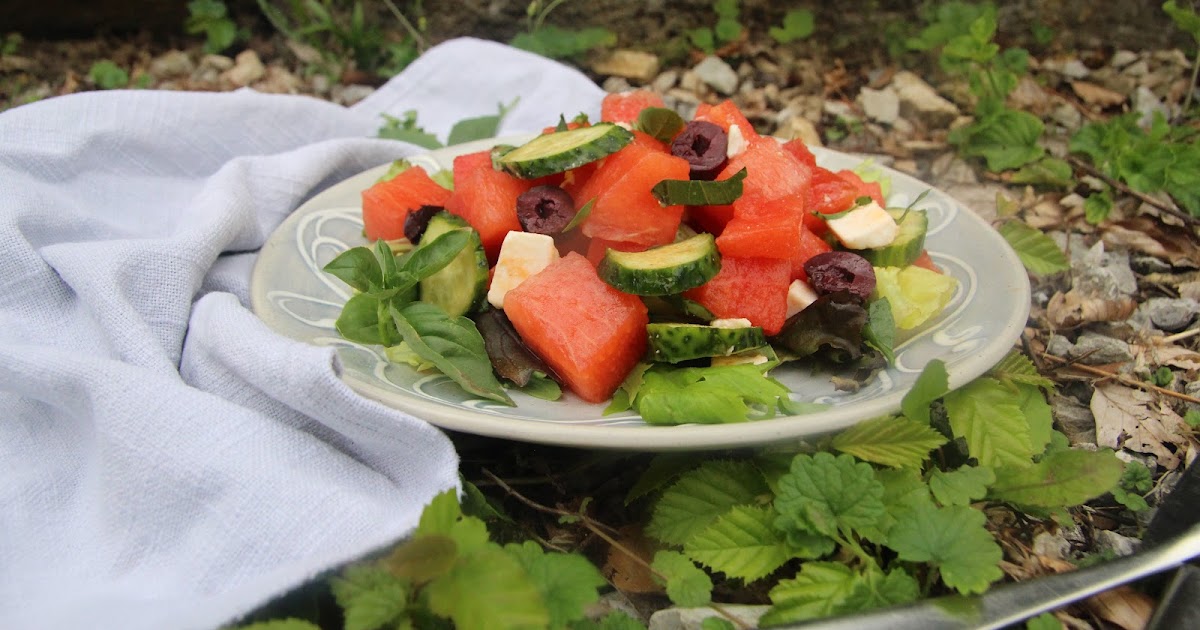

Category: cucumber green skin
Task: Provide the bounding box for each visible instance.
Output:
[496,124,634,179]
[647,323,768,363]
[417,213,489,317]
[598,234,722,296]
[860,209,928,267]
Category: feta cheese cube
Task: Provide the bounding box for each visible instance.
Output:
[710,317,754,329]
[487,231,560,309]
[825,201,899,250]
[726,124,748,158]
[786,280,819,319]
[711,352,771,367]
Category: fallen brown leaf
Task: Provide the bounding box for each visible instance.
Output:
[1091,383,1192,469]
[602,525,662,595]
[1086,585,1155,630]
[1047,289,1137,328]
[1102,218,1200,268]
[1132,341,1200,372]
[1070,80,1127,107]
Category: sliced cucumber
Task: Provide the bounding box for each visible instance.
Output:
[646,323,767,363]
[416,212,488,316]
[494,124,634,179]
[860,208,928,268]
[598,233,721,296]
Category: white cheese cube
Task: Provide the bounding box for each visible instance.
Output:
[786,280,820,319]
[825,201,899,250]
[726,124,748,158]
[487,232,560,310]
[710,317,754,329]
[711,352,771,368]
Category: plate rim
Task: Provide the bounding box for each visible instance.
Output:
[250,135,1031,451]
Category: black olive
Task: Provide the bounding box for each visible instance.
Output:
[403,205,445,244]
[803,251,876,302]
[516,185,575,235]
[670,120,729,180]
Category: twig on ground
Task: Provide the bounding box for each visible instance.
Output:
[1067,156,1200,227]
[1161,327,1200,344]
[1041,353,1200,404]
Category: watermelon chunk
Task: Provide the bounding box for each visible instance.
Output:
[445,150,533,262]
[504,253,649,403]
[723,138,813,209]
[361,167,452,241]
[808,166,861,215]
[601,90,667,124]
[792,221,834,282]
[575,137,689,246]
[782,138,818,170]
[693,100,758,139]
[716,210,801,261]
[684,257,791,335]
[835,169,886,206]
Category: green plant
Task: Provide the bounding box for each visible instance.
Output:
[1112,460,1153,512]
[687,0,742,54]
[186,0,239,53]
[1,32,21,57]
[769,9,815,44]
[376,100,517,149]
[1163,1,1200,116]
[256,0,423,77]
[88,60,130,89]
[509,0,615,60]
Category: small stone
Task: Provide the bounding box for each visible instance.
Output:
[649,605,770,630]
[199,54,234,72]
[310,73,330,94]
[678,70,702,93]
[1152,49,1190,67]
[1008,75,1054,115]
[1050,103,1083,130]
[1111,50,1139,69]
[1133,86,1170,127]
[1044,57,1090,79]
[149,50,193,78]
[776,116,822,146]
[822,100,857,121]
[331,84,375,106]
[1052,394,1097,446]
[1124,59,1150,77]
[1096,530,1140,557]
[584,591,642,624]
[602,76,632,93]
[255,66,302,94]
[693,56,739,95]
[930,152,978,185]
[1032,530,1071,560]
[891,70,959,128]
[1076,241,1138,298]
[224,50,265,87]
[1142,297,1199,332]
[593,50,661,83]
[651,69,678,93]
[858,87,900,125]
[1046,335,1074,358]
[1071,333,1133,365]
[1071,80,1126,108]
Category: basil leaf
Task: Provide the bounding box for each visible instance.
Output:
[374,240,399,288]
[562,198,595,233]
[323,246,382,293]
[635,107,686,143]
[376,159,413,183]
[389,302,514,405]
[554,114,570,132]
[336,293,400,346]
[394,229,472,289]
[651,168,747,206]
[519,372,562,401]
[863,298,897,365]
[448,115,501,146]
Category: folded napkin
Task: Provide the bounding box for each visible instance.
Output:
[0,38,605,630]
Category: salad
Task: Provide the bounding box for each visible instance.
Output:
[322,92,958,425]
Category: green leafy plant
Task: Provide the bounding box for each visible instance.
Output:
[509,0,616,60]
[88,60,130,89]
[687,0,743,54]
[1163,1,1200,115]
[1111,460,1153,513]
[186,0,240,53]
[1,32,21,57]
[635,357,1123,625]
[769,9,815,44]
[996,220,1070,275]
[377,100,518,149]
[257,0,422,77]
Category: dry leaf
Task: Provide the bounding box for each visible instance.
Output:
[1102,218,1200,268]
[601,525,661,594]
[1070,80,1127,107]
[1132,342,1200,371]
[1091,383,1191,469]
[1086,585,1155,630]
[1047,289,1137,328]
[1181,281,1200,301]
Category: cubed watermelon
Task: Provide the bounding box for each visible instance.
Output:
[835,169,886,206]
[504,253,649,403]
[693,100,758,139]
[574,138,689,246]
[792,221,834,282]
[808,166,861,215]
[684,257,791,335]
[601,90,667,124]
[716,210,802,261]
[361,167,453,241]
[445,150,533,262]
[782,138,818,170]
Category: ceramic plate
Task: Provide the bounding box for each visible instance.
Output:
[250,136,1030,450]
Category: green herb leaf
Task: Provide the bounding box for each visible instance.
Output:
[989,350,1054,390]
[415,490,461,536]
[431,169,454,190]
[684,505,792,582]
[324,247,383,292]
[634,364,789,425]
[425,545,549,630]
[389,302,514,405]
[504,541,606,628]
[329,564,409,630]
[944,377,1035,467]
[1017,383,1054,456]
[858,467,935,545]
[386,535,458,584]
[990,449,1124,509]
[1084,191,1114,224]
[647,460,769,545]
[769,9,815,43]
[460,476,510,523]
[928,466,996,507]
[335,293,400,346]
[378,112,443,149]
[997,220,1070,275]
[562,198,596,233]
[652,551,713,607]
[841,565,920,612]
[761,562,865,625]
[949,107,1045,171]
[1112,460,1153,512]
[88,60,129,89]
[376,159,413,183]
[887,503,1003,595]
[634,107,686,142]
[517,372,562,401]
[778,398,832,415]
[863,298,897,365]
[447,98,518,146]
[1026,612,1065,630]
[509,26,616,60]
[394,229,472,288]
[774,452,885,539]
[901,359,949,425]
[831,415,948,469]
[1010,157,1074,188]
[687,27,716,53]
[651,168,748,206]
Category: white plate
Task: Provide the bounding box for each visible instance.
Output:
[250,136,1030,450]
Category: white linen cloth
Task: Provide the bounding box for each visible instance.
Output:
[0,38,605,630]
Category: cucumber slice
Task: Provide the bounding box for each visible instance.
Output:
[860,208,928,268]
[646,323,767,363]
[416,212,488,316]
[598,233,721,296]
[494,124,634,179]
